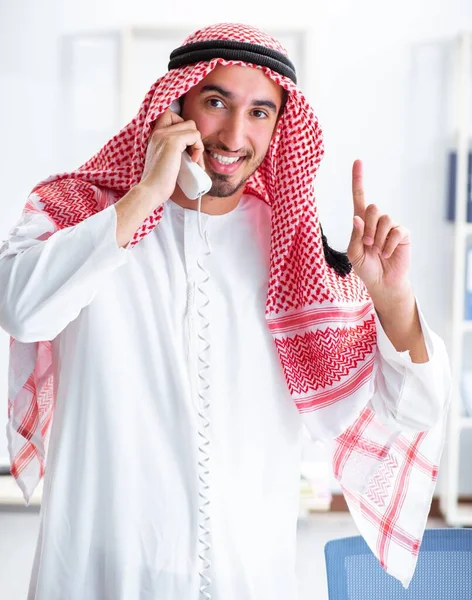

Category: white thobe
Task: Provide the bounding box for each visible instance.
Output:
[0,193,450,600]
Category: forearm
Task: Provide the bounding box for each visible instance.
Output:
[371,284,429,364]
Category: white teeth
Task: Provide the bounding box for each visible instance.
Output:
[210,152,241,165]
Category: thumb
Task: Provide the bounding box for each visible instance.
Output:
[347,215,365,264]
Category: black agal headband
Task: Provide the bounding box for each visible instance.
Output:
[168,40,297,84]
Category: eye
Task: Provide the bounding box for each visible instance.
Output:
[252,109,269,119]
[207,98,225,109]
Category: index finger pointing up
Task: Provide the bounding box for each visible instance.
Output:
[352,159,366,217]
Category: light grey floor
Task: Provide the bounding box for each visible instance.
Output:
[0,507,445,600]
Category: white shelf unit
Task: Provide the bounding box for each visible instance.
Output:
[439,31,472,527]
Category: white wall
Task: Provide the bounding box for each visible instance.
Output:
[1,0,472,491]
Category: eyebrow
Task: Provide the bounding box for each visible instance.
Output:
[199,84,278,114]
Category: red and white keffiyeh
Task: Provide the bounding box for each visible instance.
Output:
[7,23,446,586]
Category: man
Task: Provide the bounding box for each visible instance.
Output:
[0,23,449,600]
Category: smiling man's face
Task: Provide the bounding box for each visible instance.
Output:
[181,64,284,199]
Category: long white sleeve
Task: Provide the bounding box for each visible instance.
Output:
[369,303,451,433]
[0,205,128,343]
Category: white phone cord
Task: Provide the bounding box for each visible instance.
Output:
[196,194,212,599]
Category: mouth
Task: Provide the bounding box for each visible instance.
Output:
[205,150,246,175]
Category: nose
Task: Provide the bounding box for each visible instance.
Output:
[218,112,246,152]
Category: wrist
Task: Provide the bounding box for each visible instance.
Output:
[369,281,415,318]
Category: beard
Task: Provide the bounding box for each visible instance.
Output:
[208,173,246,198]
[207,156,265,197]
[203,142,265,198]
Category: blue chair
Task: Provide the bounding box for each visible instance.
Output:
[324,528,472,599]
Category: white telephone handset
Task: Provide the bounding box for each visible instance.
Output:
[169,100,212,199]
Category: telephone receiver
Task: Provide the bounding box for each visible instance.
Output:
[169,100,212,200]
